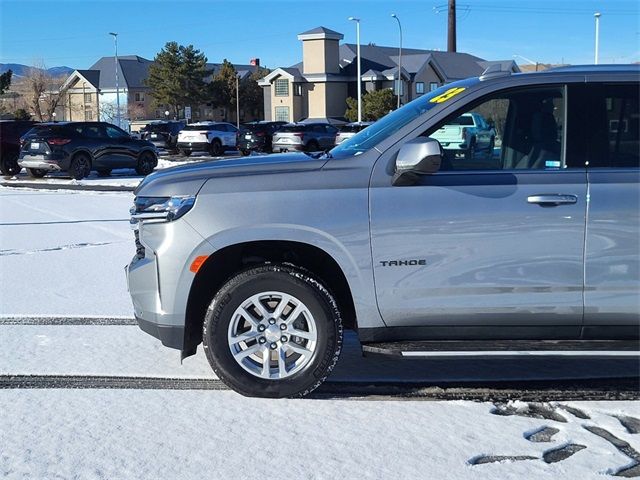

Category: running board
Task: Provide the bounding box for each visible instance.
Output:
[362,340,640,357]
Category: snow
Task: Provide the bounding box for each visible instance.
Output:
[1,186,639,479]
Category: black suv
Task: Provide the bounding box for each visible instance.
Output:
[19,122,158,180]
[0,120,38,176]
[141,121,186,152]
[237,121,287,155]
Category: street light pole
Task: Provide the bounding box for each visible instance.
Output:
[594,12,601,64]
[109,32,120,128]
[348,17,362,123]
[391,14,402,109]
[236,74,240,129]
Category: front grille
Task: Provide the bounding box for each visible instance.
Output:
[134,230,145,260]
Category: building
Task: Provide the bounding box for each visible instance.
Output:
[259,26,519,123]
[59,56,260,128]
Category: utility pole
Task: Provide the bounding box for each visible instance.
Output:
[447,0,456,52]
[391,14,402,109]
[109,32,120,128]
[235,74,240,129]
[594,12,601,64]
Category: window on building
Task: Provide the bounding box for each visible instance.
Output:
[275,106,290,122]
[275,79,289,97]
[294,83,303,96]
[135,92,145,102]
[416,82,425,94]
[84,107,93,121]
[84,93,92,103]
[430,82,439,91]
[394,80,404,96]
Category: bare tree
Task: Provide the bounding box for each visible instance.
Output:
[24,61,70,121]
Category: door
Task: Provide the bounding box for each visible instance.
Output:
[103,125,136,167]
[370,85,587,333]
[572,83,640,329]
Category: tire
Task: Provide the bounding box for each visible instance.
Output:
[240,149,250,157]
[1,152,21,176]
[27,168,47,178]
[465,138,476,162]
[69,153,91,180]
[209,139,223,156]
[306,141,320,152]
[97,169,112,177]
[203,264,343,398]
[180,149,192,157]
[135,151,157,176]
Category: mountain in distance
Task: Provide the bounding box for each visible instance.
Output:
[0,63,74,78]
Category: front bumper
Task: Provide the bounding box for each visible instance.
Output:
[126,217,209,351]
[177,141,210,152]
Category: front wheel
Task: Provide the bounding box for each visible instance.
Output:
[203,264,343,398]
[135,151,157,176]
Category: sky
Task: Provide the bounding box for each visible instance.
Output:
[0,0,638,70]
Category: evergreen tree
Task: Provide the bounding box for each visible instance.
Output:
[210,60,237,120]
[345,88,396,122]
[146,42,209,119]
[0,69,12,95]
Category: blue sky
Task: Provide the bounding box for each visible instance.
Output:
[1,0,638,69]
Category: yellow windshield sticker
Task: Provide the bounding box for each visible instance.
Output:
[429,87,466,104]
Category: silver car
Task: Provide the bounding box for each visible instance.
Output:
[271,123,338,152]
[127,65,640,398]
[335,122,374,144]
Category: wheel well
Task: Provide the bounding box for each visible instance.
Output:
[184,240,357,352]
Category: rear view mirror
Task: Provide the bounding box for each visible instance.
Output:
[392,137,443,186]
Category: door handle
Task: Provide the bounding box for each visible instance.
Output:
[527,194,578,206]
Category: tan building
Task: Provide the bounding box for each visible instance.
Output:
[259,26,520,123]
[59,55,260,129]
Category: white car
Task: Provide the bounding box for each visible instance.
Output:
[335,122,374,144]
[176,122,238,157]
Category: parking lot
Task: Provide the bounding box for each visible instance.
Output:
[1,185,638,478]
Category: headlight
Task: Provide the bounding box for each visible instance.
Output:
[130,195,196,225]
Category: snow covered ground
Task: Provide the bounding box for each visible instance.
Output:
[1,186,638,479]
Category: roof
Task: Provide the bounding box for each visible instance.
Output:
[298,26,343,41]
[88,55,152,89]
[76,69,100,89]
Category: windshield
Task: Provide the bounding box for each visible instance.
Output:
[330,78,479,156]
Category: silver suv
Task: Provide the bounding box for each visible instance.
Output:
[271,122,338,152]
[127,65,640,398]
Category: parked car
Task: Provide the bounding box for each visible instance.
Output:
[127,65,639,398]
[271,123,338,153]
[176,122,238,157]
[430,112,495,162]
[0,120,38,176]
[141,121,186,151]
[335,122,374,144]
[18,122,158,180]
[237,121,287,155]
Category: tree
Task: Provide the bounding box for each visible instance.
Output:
[210,59,237,121]
[24,62,70,121]
[12,108,31,120]
[238,67,269,121]
[345,88,396,122]
[0,70,12,95]
[146,42,209,119]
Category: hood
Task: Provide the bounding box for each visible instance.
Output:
[135,152,328,197]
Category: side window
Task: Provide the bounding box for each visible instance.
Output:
[425,87,565,171]
[584,84,639,169]
[105,126,129,139]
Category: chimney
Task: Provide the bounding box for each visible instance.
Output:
[297,27,343,75]
[250,58,260,66]
[447,0,456,52]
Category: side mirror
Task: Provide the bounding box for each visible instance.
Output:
[392,137,443,186]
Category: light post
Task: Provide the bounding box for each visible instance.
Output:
[348,17,362,123]
[235,74,240,129]
[164,110,170,120]
[391,13,402,109]
[513,54,539,71]
[594,12,601,64]
[52,112,57,123]
[109,32,120,128]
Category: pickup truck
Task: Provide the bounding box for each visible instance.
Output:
[126,65,639,398]
[430,112,495,162]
